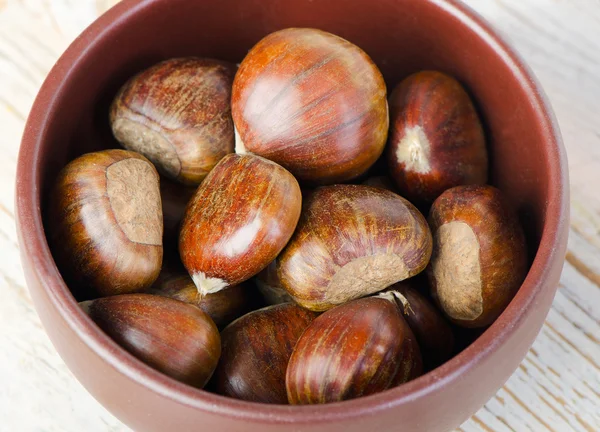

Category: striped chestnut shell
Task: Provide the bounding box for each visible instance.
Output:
[110,57,236,185]
[387,70,488,204]
[286,293,422,404]
[427,185,527,328]
[179,153,302,297]
[277,184,432,311]
[232,28,388,185]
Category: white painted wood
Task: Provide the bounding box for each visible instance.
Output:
[1,0,598,431]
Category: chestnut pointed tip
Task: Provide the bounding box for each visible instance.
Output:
[377,290,413,315]
[234,126,247,154]
[79,300,93,314]
[192,272,229,296]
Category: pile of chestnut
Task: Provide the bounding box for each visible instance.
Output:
[49,28,528,404]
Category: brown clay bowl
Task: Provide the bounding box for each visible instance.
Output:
[15,0,569,430]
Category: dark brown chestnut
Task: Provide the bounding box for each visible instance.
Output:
[213,303,317,403]
[232,28,388,185]
[159,177,196,255]
[427,185,527,328]
[254,261,294,305]
[277,184,432,311]
[385,281,455,369]
[49,150,162,298]
[111,57,236,185]
[179,153,302,296]
[387,71,488,204]
[81,294,220,388]
[362,175,396,192]
[148,268,257,329]
[286,294,422,404]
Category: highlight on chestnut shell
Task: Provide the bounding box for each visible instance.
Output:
[81,294,221,388]
[232,28,389,185]
[179,153,302,297]
[427,185,527,328]
[212,303,317,403]
[286,294,422,404]
[49,149,163,298]
[277,184,432,311]
[110,57,236,185]
[387,70,488,204]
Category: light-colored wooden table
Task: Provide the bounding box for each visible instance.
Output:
[1,1,598,431]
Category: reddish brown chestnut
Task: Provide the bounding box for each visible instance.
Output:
[254,261,294,305]
[213,303,317,403]
[81,294,220,388]
[232,28,388,184]
[49,150,162,298]
[179,153,302,296]
[386,281,454,369]
[110,57,236,185]
[427,185,527,328]
[277,185,432,311]
[286,294,422,404]
[148,269,256,328]
[387,71,487,204]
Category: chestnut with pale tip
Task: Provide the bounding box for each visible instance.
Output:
[387,70,488,204]
[277,184,432,311]
[254,261,294,305]
[80,294,221,388]
[213,303,317,403]
[286,294,422,404]
[385,281,455,369]
[179,153,302,297]
[427,185,527,328]
[147,269,257,329]
[49,149,163,298]
[232,28,389,184]
[110,57,236,185]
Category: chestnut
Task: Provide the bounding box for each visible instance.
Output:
[254,261,294,305]
[110,57,236,185]
[427,185,527,328]
[387,71,488,204]
[148,269,257,329]
[81,294,220,388]
[49,149,162,298]
[179,153,302,296]
[277,184,432,311]
[213,303,317,403]
[232,28,388,184]
[159,177,196,255]
[386,281,455,369]
[286,294,422,404]
[362,175,396,192]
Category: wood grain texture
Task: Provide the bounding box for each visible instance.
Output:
[1,0,599,431]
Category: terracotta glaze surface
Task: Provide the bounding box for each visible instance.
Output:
[16,0,568,431]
